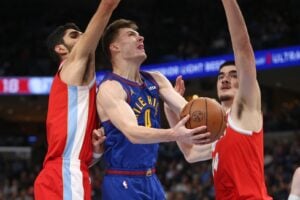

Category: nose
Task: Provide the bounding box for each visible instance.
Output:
[138,35,144,42]
[221,75,230,84]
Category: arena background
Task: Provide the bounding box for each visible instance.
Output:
[0,0,299,199]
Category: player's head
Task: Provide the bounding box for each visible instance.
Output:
[102,19,146,66]
[217,61,239,103]
[46,23,82,63]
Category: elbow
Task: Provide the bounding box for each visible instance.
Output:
[127,137,140,144]
[122,127,142,144]
[184,154,198,163]
[184,153,212,163]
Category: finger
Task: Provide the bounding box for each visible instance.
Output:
[189,125,208,134]
[92,129,101,139]
[176,75,182,83]
[191,132,211,140]
[100,127,105,136]
[96,136,106,144]
[181,79,185,91]
[175,76,183,91]
[193,138,211,145]
[99,135,106,142]
[179,114,190,125]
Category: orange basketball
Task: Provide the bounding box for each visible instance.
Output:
[180,97,226,142]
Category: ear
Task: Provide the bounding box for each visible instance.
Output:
[109,43,120,53]
[54,44,68,55]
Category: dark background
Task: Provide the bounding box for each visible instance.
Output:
[0,0,299,199]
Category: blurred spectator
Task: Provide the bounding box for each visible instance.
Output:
[0,0,299,75]
[0,0,299,199]
[1,133,299,199]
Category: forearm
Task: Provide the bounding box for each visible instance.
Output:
[222,0,254,58]
[177,142,212,163]
[164,103,180,128]
[122,125,175,144]
[79,3,116,55]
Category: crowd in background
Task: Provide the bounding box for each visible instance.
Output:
[0,132,299,200]
[0,0,300,76]
[1,0,300,199]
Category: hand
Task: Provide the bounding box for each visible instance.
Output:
[173,115,211,144]
[102,0,121,10]
[92,128,106,154]
[174,75,185,96]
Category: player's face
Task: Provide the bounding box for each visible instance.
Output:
[217,65,239,102]
[112,28,147,62]
[62,29,83,52]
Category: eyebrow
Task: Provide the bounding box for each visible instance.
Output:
[126,30,139,35]
[69,31,81,35]
[218,70,237,76]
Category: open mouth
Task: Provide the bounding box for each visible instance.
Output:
[137,44,144,50]
[221,86,231,90]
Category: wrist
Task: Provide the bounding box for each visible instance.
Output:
[93,152,103,159]
[167,128,177,142]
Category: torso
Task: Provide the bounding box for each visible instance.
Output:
[44,71,97,166]
[99,71,161,169]
[211,114,272,200]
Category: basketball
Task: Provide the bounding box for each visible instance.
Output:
[180,97,226,142]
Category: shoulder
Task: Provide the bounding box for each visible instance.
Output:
[146,71,164,79]
[145,71,169,85]
[98,79,126,98]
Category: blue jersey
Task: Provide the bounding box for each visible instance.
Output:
[100,71,161,170]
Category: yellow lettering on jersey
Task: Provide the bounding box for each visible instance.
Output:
[135,102,143,110]
[153,98,157,107]
[147,95,152,105]
[132,96,158,118]
[138,97,147,107]
[133,107,141,114]
[144,109,152,127]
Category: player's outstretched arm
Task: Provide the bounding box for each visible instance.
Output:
[97,80,210,144]
[61,0,121,85]
[222,0,262,131]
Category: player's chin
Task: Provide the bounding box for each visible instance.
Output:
[139,52,147,60]
[219,94,233,102]
[136,54,147,63]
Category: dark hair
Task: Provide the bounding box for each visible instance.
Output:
[46,23,81,63]
[101,19,138,65]
[219,60,236,72]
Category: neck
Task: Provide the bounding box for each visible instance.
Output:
[112,58,142,83]
[221,100,233,112]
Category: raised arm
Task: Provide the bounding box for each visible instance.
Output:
[61,0,120,85]
[222,0,262,130]
[97,80,209,144]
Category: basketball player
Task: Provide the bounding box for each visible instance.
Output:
[96,19,211,199]
[34,0,120,199]
[289,167,300,200]
[164,0,272,199]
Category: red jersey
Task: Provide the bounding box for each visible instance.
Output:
[212,115,272,200]
[34,71,97,200]
[44,73,97,165]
